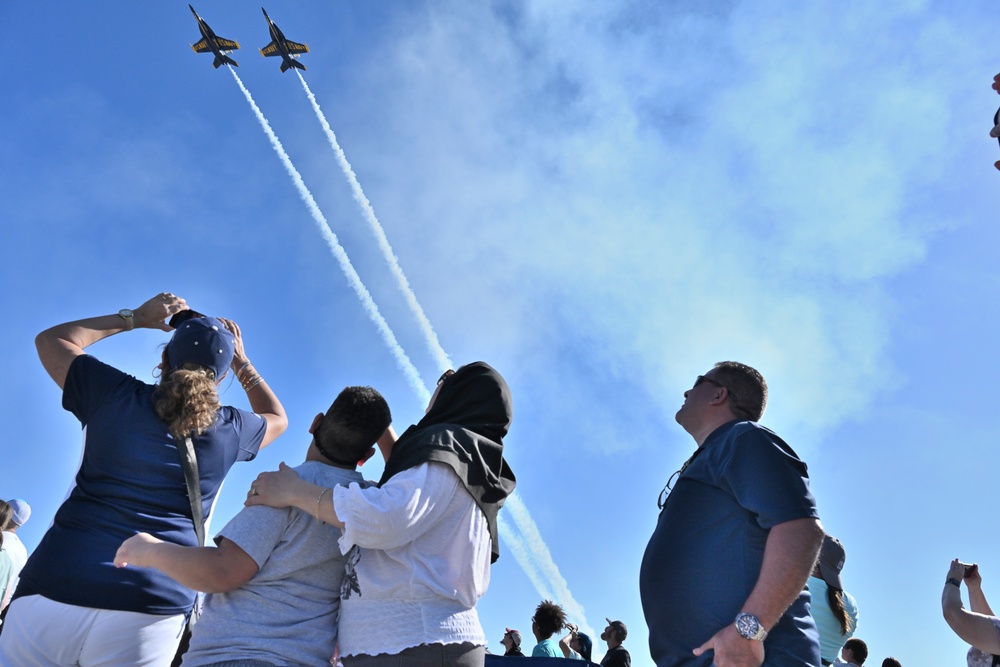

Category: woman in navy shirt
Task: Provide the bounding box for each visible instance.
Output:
[0,292,287,667]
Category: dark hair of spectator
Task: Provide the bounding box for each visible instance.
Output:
[0,500,10,548]
[315,386,392,464]
[881,658,901,667]
[845,638,868,665]
[533,600,567,639]
[713,361,768,421]
[827,586,855,636]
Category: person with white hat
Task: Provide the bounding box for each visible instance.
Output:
[0,499,30,612]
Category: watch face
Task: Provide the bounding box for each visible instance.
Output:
[736,613,760,639]
[120,309,133,317]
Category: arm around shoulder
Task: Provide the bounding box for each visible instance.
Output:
[114,533,259,594]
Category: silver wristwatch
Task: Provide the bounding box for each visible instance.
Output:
[734,613,767,641]
[118,309,135,331]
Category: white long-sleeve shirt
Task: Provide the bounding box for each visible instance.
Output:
[334,461,491,657]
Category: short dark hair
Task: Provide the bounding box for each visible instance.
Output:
[315,386,391,464]
[533,599,567,639]
[845,638,868,665]
[881,658,901,667]
[713,361,767,421]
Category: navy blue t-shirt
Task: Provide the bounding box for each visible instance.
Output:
[639,420,821,667]
[16,355,266,615]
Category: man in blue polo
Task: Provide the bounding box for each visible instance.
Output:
[640,361,824,667]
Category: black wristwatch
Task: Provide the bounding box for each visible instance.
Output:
[735,613,767,641]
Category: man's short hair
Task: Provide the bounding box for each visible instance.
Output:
[533,599,567,639]
[844,638,868,665]
[315,386,391,464]
[713,361,767,422]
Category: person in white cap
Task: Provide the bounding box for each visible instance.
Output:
[0,499,30,611]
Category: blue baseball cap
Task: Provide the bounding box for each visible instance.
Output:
[166,317,234,380]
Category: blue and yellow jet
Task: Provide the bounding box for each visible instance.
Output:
[189,5,240,69]
[260,8,309,73]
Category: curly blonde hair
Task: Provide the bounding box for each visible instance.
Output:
[154,362,221,441]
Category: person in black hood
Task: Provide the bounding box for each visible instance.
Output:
[248,362,516,667]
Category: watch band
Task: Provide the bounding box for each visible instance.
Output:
[118,309,135,331]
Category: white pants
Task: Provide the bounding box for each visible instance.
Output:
[0,595,186,667]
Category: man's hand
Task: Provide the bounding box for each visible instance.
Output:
[693,624,764,667]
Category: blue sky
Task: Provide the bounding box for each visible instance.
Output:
[3,2,1000,664]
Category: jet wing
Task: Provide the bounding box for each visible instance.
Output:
[283,40,309,55]
[260,41,280,57]
[215,37,241,51]
[192,38,211,53]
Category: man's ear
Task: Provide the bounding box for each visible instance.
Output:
[358,447,376,466]
[707,387,729,407]
[308,413,324,434]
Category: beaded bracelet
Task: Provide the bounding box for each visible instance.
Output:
[242,376,263,392]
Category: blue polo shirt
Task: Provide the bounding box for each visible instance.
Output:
[639,420,821,667]
[15,355,266,615]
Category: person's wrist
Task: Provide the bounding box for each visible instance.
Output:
[118,308,136,331]
[947,577,962,588]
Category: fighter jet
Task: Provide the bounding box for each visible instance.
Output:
[189,5,240,69]
[259,8,309,73]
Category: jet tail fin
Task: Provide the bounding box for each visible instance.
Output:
[280,59,305,73]
[214,55,239,68]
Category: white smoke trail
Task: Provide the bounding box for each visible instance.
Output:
[288,69,594,636]
[504,493,595,638]
[228,67,431,405]
[234,67,591,638]
[295,71,452,372]
[497,510,555,602]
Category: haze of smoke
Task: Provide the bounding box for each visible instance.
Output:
[505,493,594,638]
[296,72,453,372]
[228,67,431,405]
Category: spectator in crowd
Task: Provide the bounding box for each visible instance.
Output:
[942,559,1000,664]
[502,628,525,657]
[836,638,868,667]
[0,502,13,610]
[559,624,593,661]
[640,361,824,667]
[115,386,390,667]
[809,534,859,665]
[600,619,630,667]
[532,599,567,658]
[0,294,286,667]
[881,658,901,667]
[248,362,516,667]
[0,499,30,611]
[992,73,1000,170]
